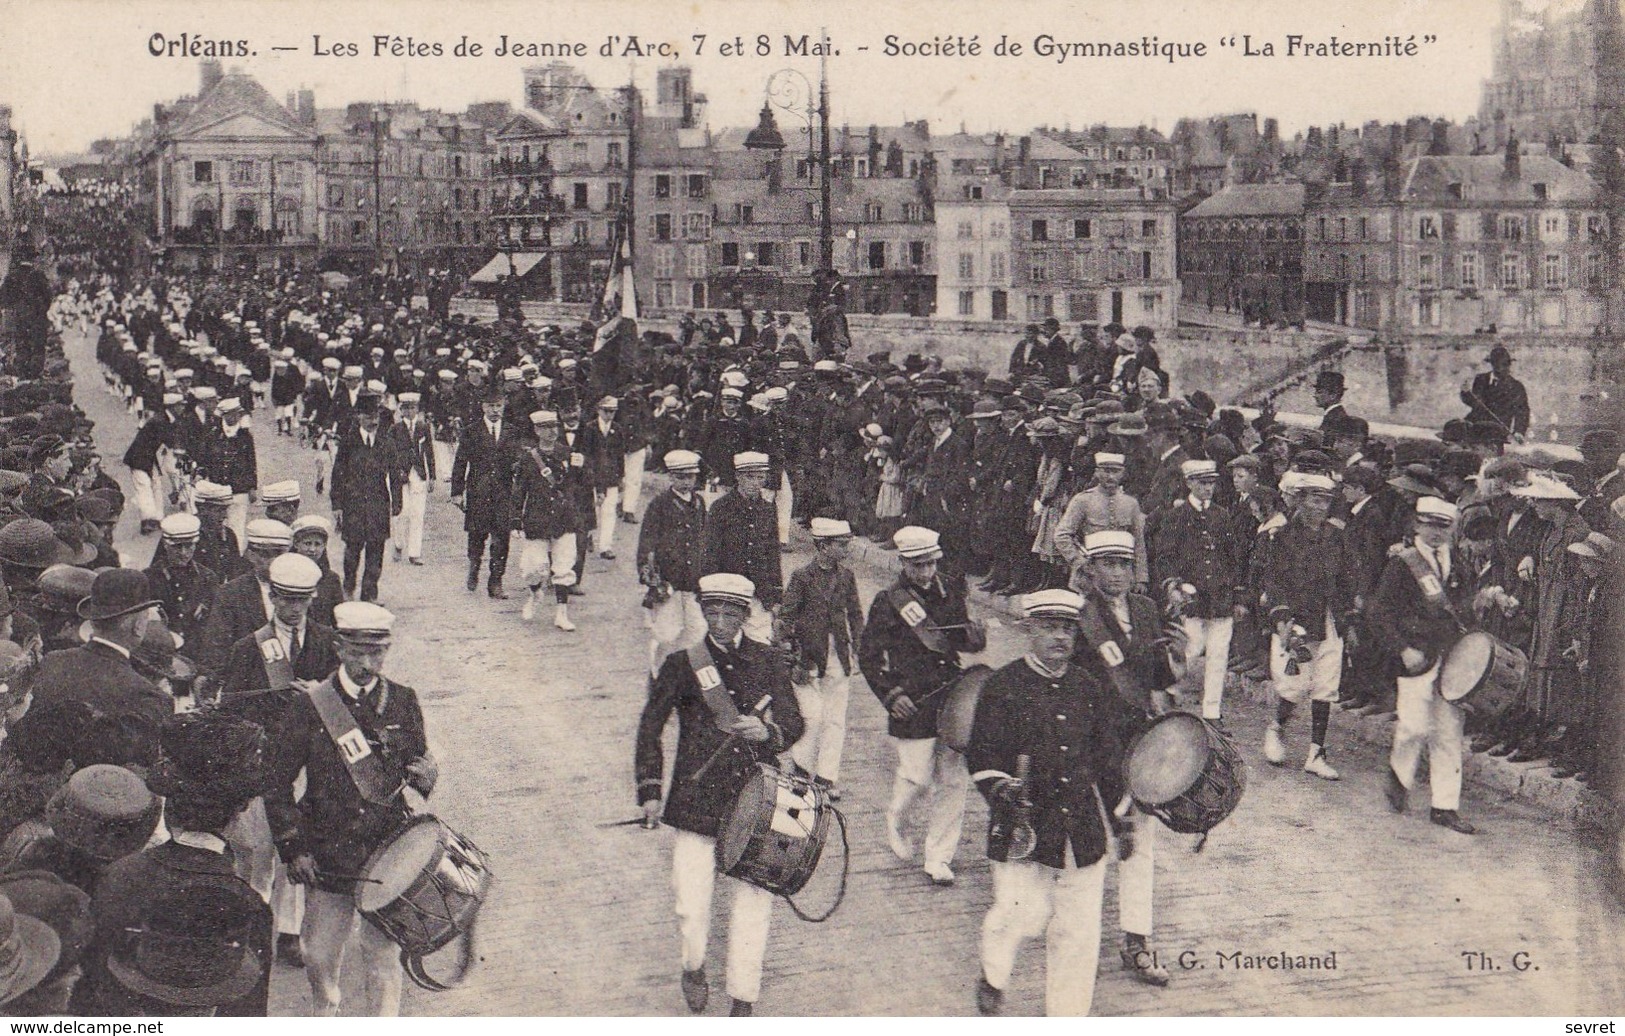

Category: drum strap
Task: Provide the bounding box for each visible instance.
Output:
[253,623,297,691]
[1397,547,1463,626]
[686,641,741,732]
[888,585,951,654]
[1076,597,1147,709]
[304,677,401,806]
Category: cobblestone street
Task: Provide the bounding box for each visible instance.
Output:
[67,327,1625,1017]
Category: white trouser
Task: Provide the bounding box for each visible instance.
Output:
[518,533,579,589]
[303,887,403,1017]
[981,852,1108,1016]
[647,589,707,675]
[672,830,775,1004]
[887,736,969,869]
[392,471,429,559]
[227,493,250,547]
[130,468,162,523]
[1117,811,1156,938]
[1182,616,1235,720]
[1269,610,1344,706]
[1390,664,1466,811]
[775,471,793,546]
[595,486,621,554]
[221,799,305,937]
[789,652,851,783]
[621,447,648,514]
[277,403,296,423]
[433,440,453,481]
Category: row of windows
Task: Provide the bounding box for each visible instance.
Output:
[954,252,1009,280]
[1022,290,1163,321]
[714,239,929,270]
[1186,219,1302,242]
[498,141,622,169]
[954,220,1009,239]
[1313,212,1609,244]
[1028,217,1159,241]
[653,173,709,200]
[1026,250,1159,283]
[323,216,482,246]
[1309,250,1610,290]
[650,212,712,242]
[189,160,306,186]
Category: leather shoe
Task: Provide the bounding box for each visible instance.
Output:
[409,558,425,566]
[466,564,479,592]
[729,999,753,1017]
[975,976,1004,1016]
[1430,808,1476,835]
[276,933,304,969]
[1120,936,1171,986]
[488,583,510,600]
[1384,768,1407,813]
[680,967,708,1014]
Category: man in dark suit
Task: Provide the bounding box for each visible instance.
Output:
[779,518,865,796]
[143,512,220,648]
[1313,369,1369,448]
[1367,496,1479,834]
[267,602,436,1017]
[76,713,272,1016]
[197,519,291,684]
[451,389,521,598]
[1460,345,1531,443]
[216,552,336,967]
[904,401,975,574]
[17,570,170,770]
[579,395,629,560]
[700,452,782,642]
[330,394,402,604]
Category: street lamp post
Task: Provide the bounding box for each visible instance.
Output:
[744,31,840,322]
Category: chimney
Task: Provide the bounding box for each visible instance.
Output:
[1018,135,1030,166]
[153,103,166,129]
[1504,131,1521,179]
[200,59,223,95]
[298,89,315,126]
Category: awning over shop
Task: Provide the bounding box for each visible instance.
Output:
[469,251,546,283]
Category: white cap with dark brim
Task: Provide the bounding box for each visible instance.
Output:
[698,573,755,610]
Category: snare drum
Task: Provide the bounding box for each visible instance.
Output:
[357,815,493,991]
[717,764,831,896]
[936,664,994,754]
[1126,712,1246,835]
[1439,631,1526,717]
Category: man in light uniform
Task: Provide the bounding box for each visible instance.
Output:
[779,517,863,799]
[1370,496,1480,835]
[513,410,581,631]
[387,392,435,566]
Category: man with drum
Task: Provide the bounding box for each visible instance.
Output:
[1256,472,1356,781]
[634,573,804,1017]
[966,589,1133,1017]
[1368,497,1480,835]
[1071,530,1178,987]
[859,525,986,886]
[265,602,438,1015]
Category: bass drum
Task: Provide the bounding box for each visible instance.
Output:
[717,764,831,897]
[936,664,995,754]
[1125,712,1246,835]
[1439,631,1526,718]
[357,815,493,991]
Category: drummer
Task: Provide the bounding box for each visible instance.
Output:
[966,589,1133,1016]
[1367,497,1479,835]
[264,601,439,1015]
[1071,530,1178,987]
[858,525,986,887]
[634,573,804,1017]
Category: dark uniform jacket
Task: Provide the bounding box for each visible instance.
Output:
[1319,403,1370,446]
[859,574,979,739]
[198,573,271,678]
[578,416,627,492]
[701,489,782,608]
[511,442,580,541]
[330,426,402,544]
[635,635,803,838]
[386,414,436,482]
[1256,515,1359,637]
[76,841,272,1017]
[143,558,220,647]
[637,488,707,592]
[266,674,428,892]
[121,414,174,474]
[780,559,864,677]
[206,428,258,495]
[1073,588,1174,719]
[194,525,252,583]
[1366,540,1473,674]
[1148,498,1246,617]
[966,657,1130,869]
[216,621,339,752]
[451,418,522,534]
[699,414,754,488]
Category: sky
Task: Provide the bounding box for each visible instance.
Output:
[0,0,1512,157]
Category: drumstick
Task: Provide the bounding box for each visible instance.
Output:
[315,871,385,884]
[692,696,771,784]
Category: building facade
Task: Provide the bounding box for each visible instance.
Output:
[1305,152,1610,334]
[1180,182,1306,324]
[1479,0,1625,148]
[1006,189,1180,328]
[933,195,1013,321]
[636,68,713,312]
[314,102,496,279]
